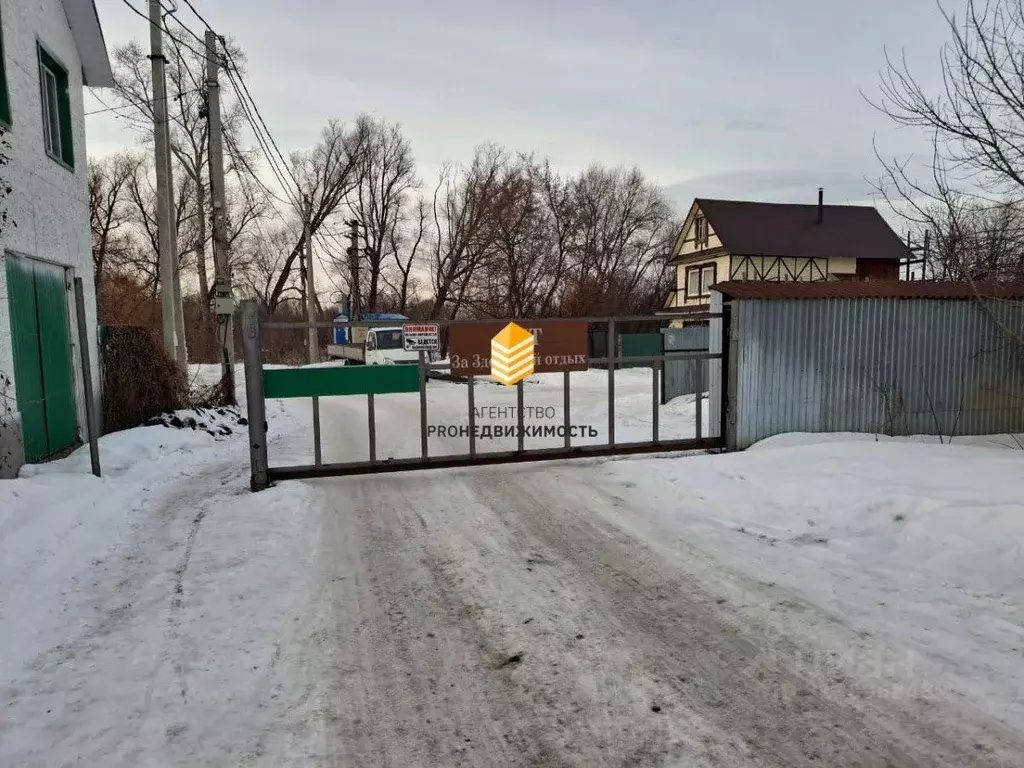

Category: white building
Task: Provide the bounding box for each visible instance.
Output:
[0,0,114,476]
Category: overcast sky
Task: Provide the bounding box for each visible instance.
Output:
[88,0,955,215]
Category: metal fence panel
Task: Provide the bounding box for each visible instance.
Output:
[662,325,710,401]
[618,333,662,369]
[732,297,1024,448]
[243,307,728,488]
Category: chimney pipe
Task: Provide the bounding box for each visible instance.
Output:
[817,187,824,224]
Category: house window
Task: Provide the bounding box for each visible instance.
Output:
[0,8,10,127]
[686,268,701,297]
[38,45,73,168]
[685,263,717,298]
[694,215,709,248]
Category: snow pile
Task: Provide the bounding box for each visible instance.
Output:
[0,381,319,765]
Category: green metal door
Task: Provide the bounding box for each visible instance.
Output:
[5,256,78,461]
[34,261,78,453]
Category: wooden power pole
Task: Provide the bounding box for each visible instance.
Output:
[206,30,235,403]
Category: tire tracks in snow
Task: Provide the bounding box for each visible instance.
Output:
[465,465,1024,767]
[308,476,563,767]
[0,454,244,764]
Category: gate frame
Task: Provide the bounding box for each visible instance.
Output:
[242,302,728,491]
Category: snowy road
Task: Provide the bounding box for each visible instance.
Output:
[2,368,1024,765]
[287,394,1024,767]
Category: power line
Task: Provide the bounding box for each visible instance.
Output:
[222,64,302,210]
[224,75,297,206]
[145,0,306,243]
[224,128,293,207]
[119,0,208,60]
[220,45,301,193]
[85,87,200,116]
[160,5,209,50]
[177,0,214,32]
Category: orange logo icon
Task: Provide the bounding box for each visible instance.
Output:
[490,323,535,385]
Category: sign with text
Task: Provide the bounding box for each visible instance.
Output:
[449,321,589,377]
[403,323,440,351]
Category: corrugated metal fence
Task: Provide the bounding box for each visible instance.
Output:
[662,325,710,402]
[730,297,1024,448]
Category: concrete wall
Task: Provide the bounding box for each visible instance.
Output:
[0,0,99,471]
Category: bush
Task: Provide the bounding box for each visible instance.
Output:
[101,325,188,433]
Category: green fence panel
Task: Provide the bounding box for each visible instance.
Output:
[264,364,419,398]
[618,333,662,369]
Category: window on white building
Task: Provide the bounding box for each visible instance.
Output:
[38,45,73,168]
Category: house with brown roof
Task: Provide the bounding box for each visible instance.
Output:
[665,192,909,310]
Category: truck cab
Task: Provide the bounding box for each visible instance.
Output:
[363,327,420,365]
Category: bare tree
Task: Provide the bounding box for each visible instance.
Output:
[90,153,145,285]
[236,223,302,306]
[266,117,369,312]
[875,0,1024,198]
[872,0,1024,280]
[122,155,196,299]
[380,196,428,312]
[574,167,672,290]
[344,118,420,312]
[429,145,511,318]
[464,155,562,317]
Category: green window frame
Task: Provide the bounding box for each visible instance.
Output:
[0,7,11,127]
[37,44,73,169]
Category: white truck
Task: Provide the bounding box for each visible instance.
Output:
[326,324,420,366]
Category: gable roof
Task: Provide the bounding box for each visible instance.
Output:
[62,0,115,87]
[693,198,909,262]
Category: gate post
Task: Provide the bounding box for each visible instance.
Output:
[241,300,269,491]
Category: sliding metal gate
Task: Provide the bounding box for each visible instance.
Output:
[242,301,727,491]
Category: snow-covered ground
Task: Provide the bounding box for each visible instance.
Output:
[1,365,1023,765]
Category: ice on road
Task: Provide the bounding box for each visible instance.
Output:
[2,368,1023,766]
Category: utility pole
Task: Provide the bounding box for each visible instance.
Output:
[303,195,319,363]
[149,0,179,363]
[347,219,361,321]
[206,30,235,403]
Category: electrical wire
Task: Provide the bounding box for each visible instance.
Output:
[119,0,208,60]
[177,0,214,33]
[224,129,293,208]
[148,0,310,279]
[220,45,302,194]
[222,65,302,210]
[160,4,209,50]
[85,87,201,116]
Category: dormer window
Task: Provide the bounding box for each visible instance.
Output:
[694,215,709,247]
